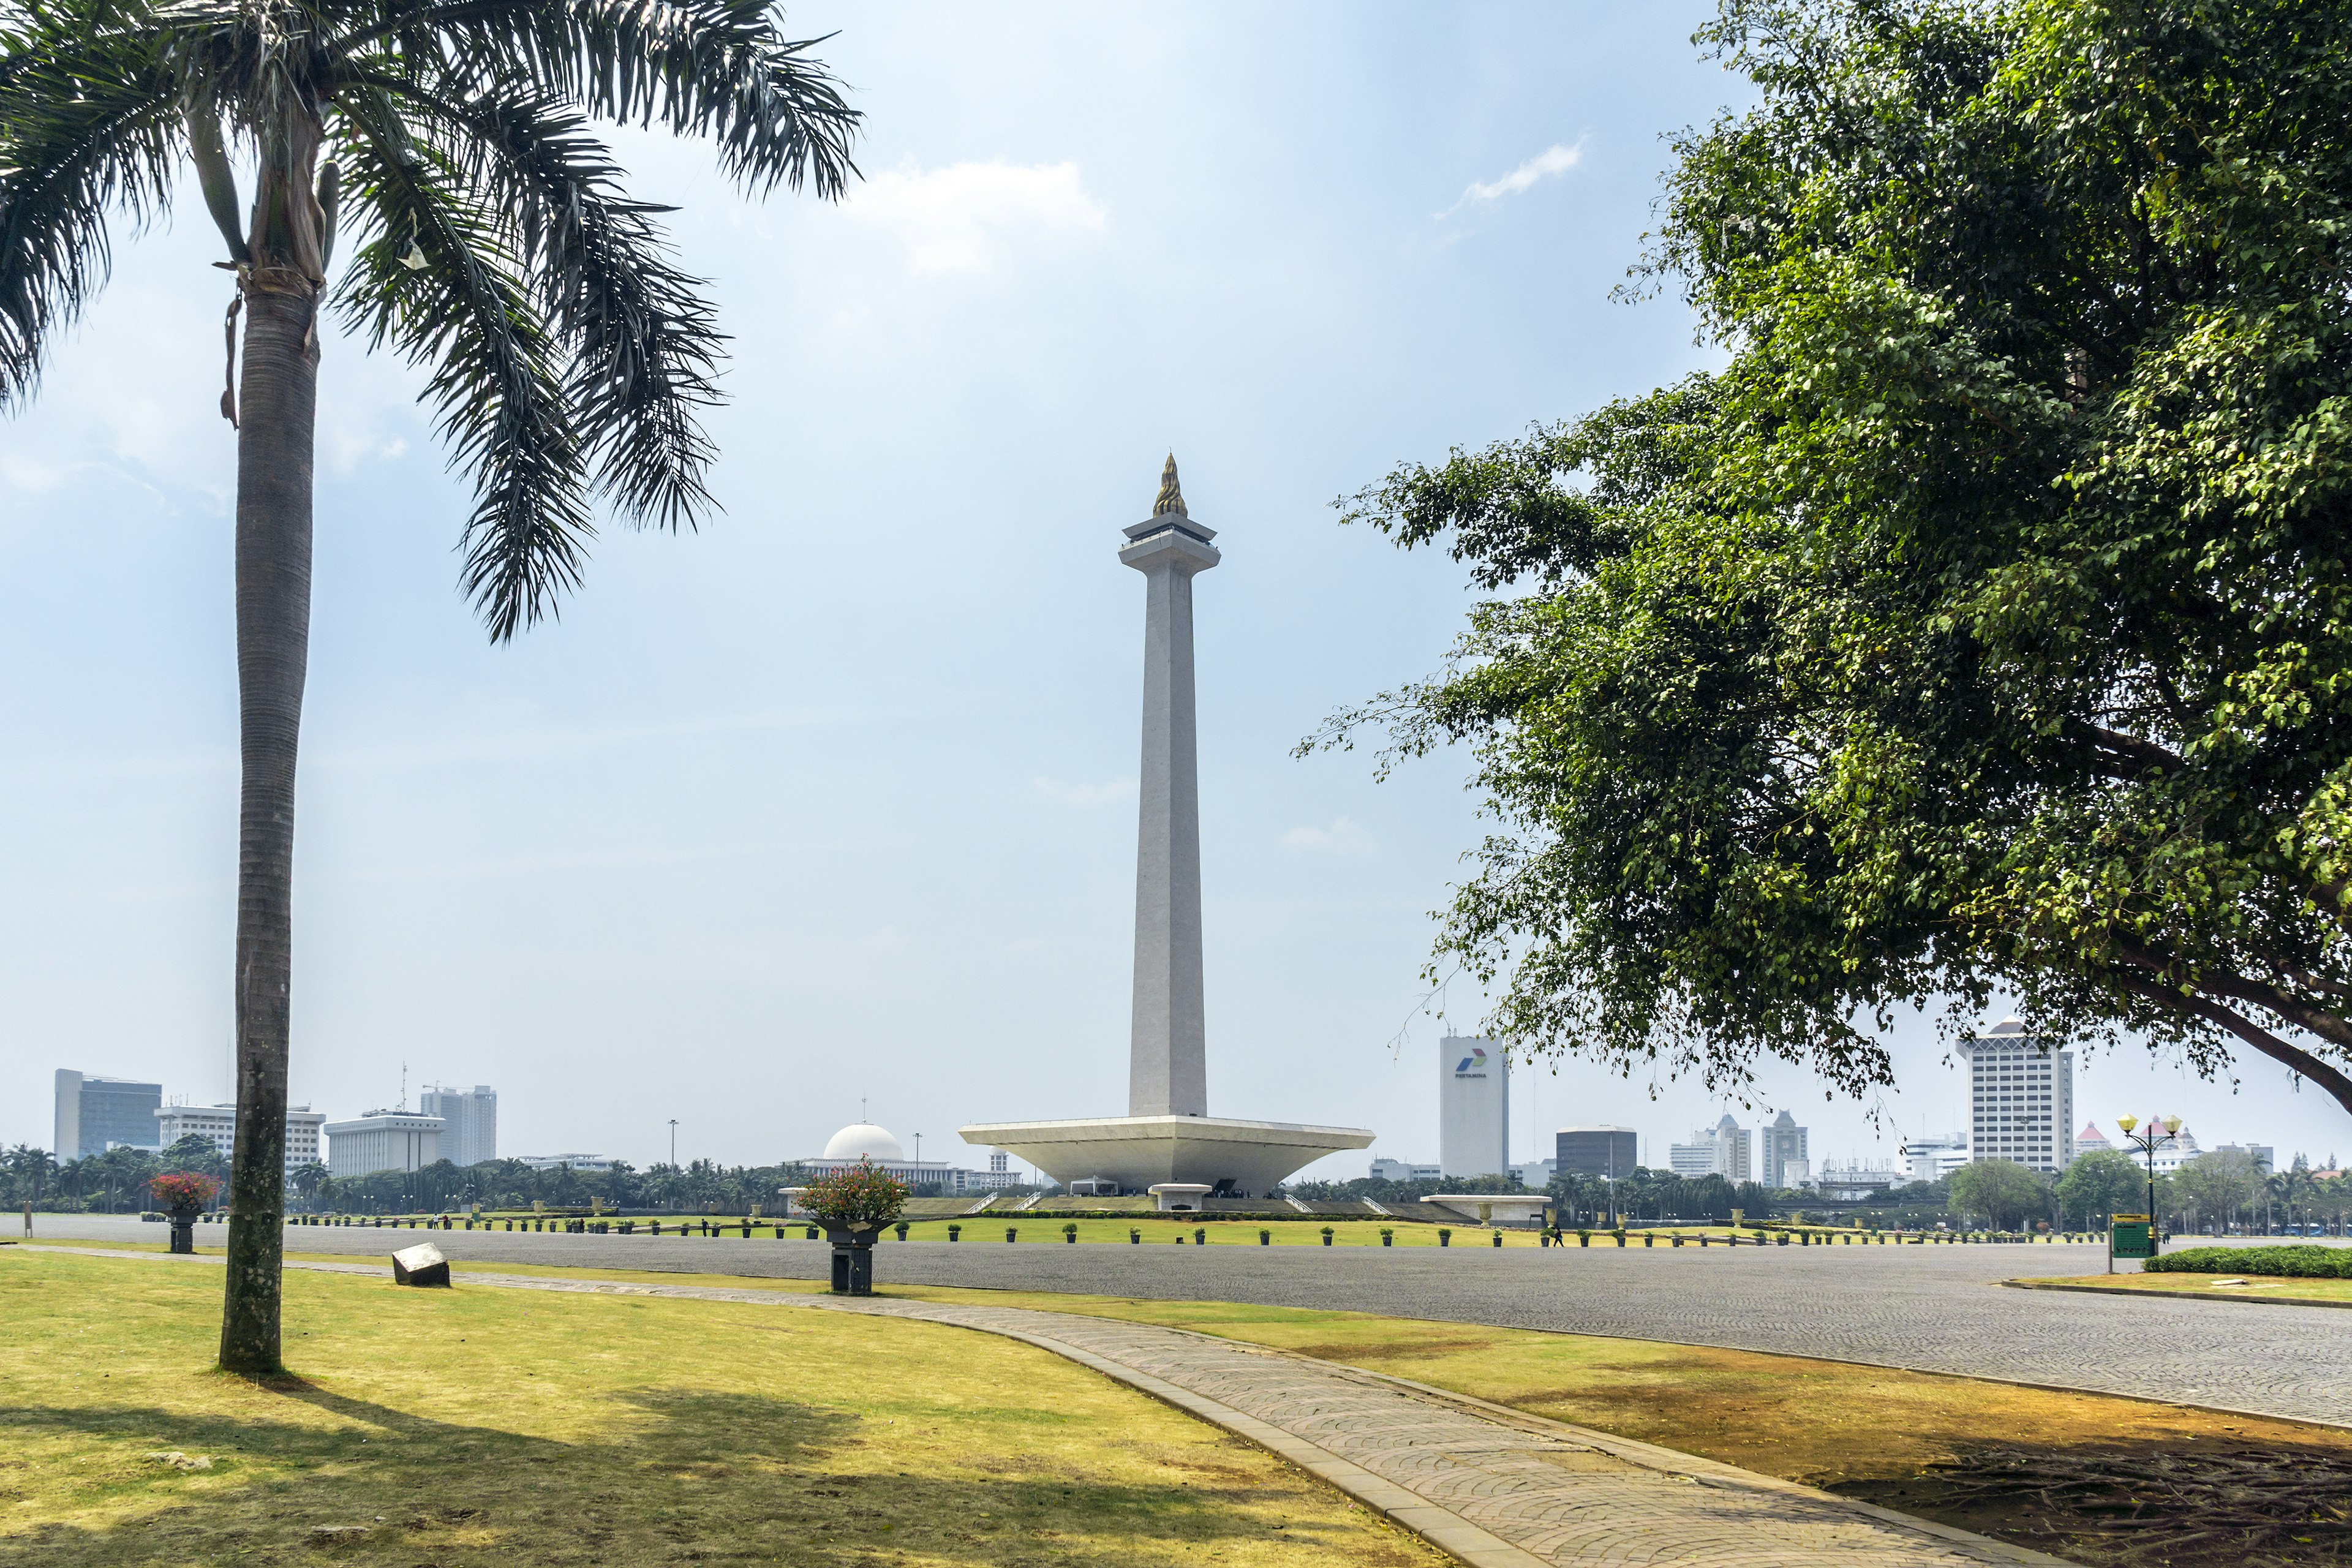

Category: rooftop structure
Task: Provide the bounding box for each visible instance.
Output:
[325,1112,445,1178]
[963,462,1373,1195]
[1438,1036,1509,1178]
[418,1085,497,1167]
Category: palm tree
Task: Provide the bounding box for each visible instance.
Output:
[1,0,858,1373]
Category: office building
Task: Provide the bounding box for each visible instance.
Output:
[417,1084,498,1167]
[1557,1126,1638,1178]
[154,1102,326,1173]
[1959,1019,2075,1172]
[2076,1122,2111,1155]
[1370,1157,1442,1183]
[2214,1142,2275,1174]
[1514,1156,1558,1188]
[514,1153,612,1172]
[1669,1114,1751,1180]
[1762,1111,1811,1188]
[54,1070,163,1158]
[1812,1162,1902,1200]
[1902,1130,1970,1183]
[1439,1036,1510,1178]
[325,1112,446,1178]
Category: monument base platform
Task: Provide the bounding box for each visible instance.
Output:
[959,1115,1374,1199]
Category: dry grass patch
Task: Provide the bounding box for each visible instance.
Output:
[0,1251,1439,1568]
[2024,1272,2352,1305]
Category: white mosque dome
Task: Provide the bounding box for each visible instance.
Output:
[822,1123,903,1163]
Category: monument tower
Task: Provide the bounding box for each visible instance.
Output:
[961,460,1373,1197]
[1124,455,1215,1118]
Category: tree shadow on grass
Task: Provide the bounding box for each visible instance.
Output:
[0,1383,1397,1567]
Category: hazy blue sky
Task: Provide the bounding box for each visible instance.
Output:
[7,3,2346,1178]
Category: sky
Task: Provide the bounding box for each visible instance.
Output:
[6,3,2348,1182]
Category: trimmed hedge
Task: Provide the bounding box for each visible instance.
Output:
[2145,1244,2352,1278]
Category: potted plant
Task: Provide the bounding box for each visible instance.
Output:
[895,1221,911,1242]
[1379,1227,1394,1246]
[1259,1228,1271,1246]
[149,1173,221,1255]
[1438,1228,1452,1246]
[1128,1227,1140,1244]
[1193,1227,1206,1246]
[1319,1226,1335,1246]
[1062,1222,1079,1244]
[948,1223,962,1242]
[801,1159,908,1297]
[1005,1227,1018,1243]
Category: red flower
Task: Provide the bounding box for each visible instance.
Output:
[149,1172,222,1211]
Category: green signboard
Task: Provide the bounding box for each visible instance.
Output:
[2110,1215,2155,1260]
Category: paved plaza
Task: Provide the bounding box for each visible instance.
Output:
[32,1216,2352,1428]
[12,1245,2065,1567]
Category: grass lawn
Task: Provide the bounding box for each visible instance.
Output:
[2025,1272,2352,1305]
[0,1250,1441,1568]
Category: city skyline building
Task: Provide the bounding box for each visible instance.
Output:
[418,1084,498,1167]
[154,1102,326,1173]
[54,1069,162,1158]
[325,1111,446,1178]
[1557,1126,1638,1179]
[1438,1036,1510,1178]
[1668,1114,1752,1180]
[1959,1018,2075,1172]
[1762,1110,1811,1188]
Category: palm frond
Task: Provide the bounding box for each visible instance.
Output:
[333,84,590,641]
[0,10,178,405]
[355,72,722,530]
[339,0,859,196]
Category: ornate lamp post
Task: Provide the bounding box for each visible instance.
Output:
[2115,1114,2181,1243]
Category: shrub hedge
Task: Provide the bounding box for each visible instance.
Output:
[2144,1245,2352,1277]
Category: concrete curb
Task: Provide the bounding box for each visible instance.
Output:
[2002,1278,2352,1310]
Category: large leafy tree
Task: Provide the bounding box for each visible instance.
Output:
[1317,0,2352,1126]
[2054,1147,2143,1226]
[0,0,858,1371]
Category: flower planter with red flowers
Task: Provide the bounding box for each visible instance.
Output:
[149,1173,222,1254]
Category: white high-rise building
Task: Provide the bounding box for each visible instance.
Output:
[1959,1019,2075,1172]
[325,1112,445,1178]
[1762,1111,1810,1188]
[1669,1114,1752,1180]
[1439,1036,1510,1178]
[153,1102,326,1173]
[418,1084,497,1167]
[1902,1130,1971,1182]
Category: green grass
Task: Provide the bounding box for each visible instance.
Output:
[0,1250,1440,1568]
[2034,1271,2352,1303]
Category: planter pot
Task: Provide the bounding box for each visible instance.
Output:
[821,1227,878,1295]
[167,1206,200,1255]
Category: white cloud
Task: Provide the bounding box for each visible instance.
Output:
[1281,816,1377,855]
[843,159,1107,274]
[1032,775,1138,807]
[1444,138,1588,216]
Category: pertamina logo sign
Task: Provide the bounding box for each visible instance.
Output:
[1453,1047,1488,1079]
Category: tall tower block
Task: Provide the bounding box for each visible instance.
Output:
[1121,456,1218,1118]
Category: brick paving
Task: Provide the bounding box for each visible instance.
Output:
[9,1245,2065,1567]
[30,1216,2352,1428]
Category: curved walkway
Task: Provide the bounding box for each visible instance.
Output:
[7,1245,2067,1567]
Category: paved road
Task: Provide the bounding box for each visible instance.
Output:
[18,1246,2067,1567]
[32,1216,2352,1428]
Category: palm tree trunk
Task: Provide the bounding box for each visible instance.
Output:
[218,280,318,1376]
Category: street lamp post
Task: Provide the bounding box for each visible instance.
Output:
[2115,1114,2181,1247]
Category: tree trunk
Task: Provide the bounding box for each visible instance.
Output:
[218,280,318,1376]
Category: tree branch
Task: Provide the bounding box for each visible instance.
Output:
[2107,950,2352,1120]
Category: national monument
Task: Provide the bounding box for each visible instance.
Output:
[961,461,1374,1197]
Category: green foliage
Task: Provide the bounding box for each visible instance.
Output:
[2054,1148,2146,1223]
[801,1158,907,1231]
[2170,1147,2265,1222]
[0,0,859,638]
[1316,0,2352,1120]
[1947,1159,2051,1229]
[2147,1243,2352,1276]
[147,1172,222,1211]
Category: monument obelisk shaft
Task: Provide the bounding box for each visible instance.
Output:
[1122,458,1219,1118]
